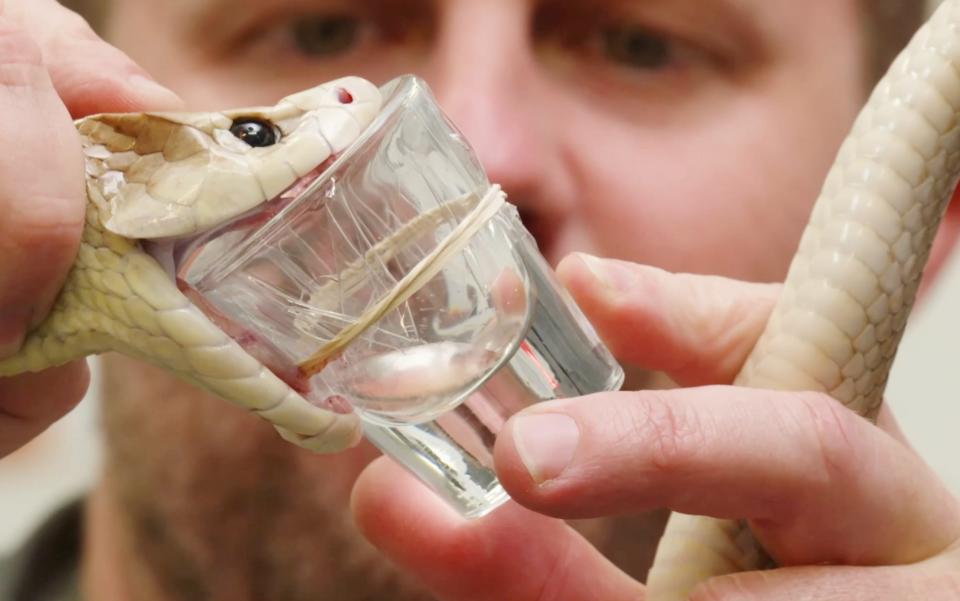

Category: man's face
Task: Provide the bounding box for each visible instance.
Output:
[96,0,866,598]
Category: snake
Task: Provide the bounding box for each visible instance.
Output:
[0,0,955,592]
[0,76,383,454]
[646,1,960,598]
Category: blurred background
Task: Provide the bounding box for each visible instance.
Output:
[1,0,958,555]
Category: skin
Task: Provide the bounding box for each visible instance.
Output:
[2,0,960,599]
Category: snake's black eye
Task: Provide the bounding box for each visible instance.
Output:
[229,119,278,147]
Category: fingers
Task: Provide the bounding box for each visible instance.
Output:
[0,2,181,346]
[555,253,779,385]
[0,19,86,355]
[556,253,917,442]
[0,14,88,458]
[0,0,174,458]
[494,386,960,567]
[692,556,954,601]
[4,0,182,115]
[0,360,89,457]
[351,456,642,601]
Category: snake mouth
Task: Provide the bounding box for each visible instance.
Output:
[256,153,340,221]
[272,155,338,207]
[167,153,341,267]
[151,154,345,395]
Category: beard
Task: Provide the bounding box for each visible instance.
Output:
[98,355,667,601]
[99,353,433,601]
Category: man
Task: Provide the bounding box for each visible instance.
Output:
[2,0,959,599]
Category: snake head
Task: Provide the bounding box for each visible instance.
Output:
[79,76,382,240]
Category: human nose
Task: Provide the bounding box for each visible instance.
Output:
[422,3,575,222]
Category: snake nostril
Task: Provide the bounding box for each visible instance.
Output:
[336,87,354,104]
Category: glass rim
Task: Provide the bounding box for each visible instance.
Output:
[187,74,431,284]
[260,74,427,231]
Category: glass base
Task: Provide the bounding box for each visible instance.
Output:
[363,218,624,518]
[363,419,510,519]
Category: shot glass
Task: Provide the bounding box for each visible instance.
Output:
[175,75,624,518]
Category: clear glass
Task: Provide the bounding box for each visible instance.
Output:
[174,75,624,518]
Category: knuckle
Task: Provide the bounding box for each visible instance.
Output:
[0,17,44,75]
[44,38,136,87]
[50,6,101,40]
[0,195,84,287]
[18,3,147,98]
[43,37,160,115]
[532,536,576,601]
[627,391,708,473]
[6,0,101,42]
[680,278,779,383]
[794,391,862,480]
[690,573,765,601]
[38,9,137,75]
[4,192,85,246]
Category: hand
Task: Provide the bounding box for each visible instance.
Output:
[351,254,960,600]
[0,0,181,457]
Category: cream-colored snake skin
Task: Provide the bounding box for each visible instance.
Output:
[0,76,382,454]
[0,0,954,587]
[647,2,960,598]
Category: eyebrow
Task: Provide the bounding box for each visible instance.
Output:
[606,0,771,65]
[175,0,265,51]
[178,0,428,55]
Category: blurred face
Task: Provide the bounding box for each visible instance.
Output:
[96,0,866,599]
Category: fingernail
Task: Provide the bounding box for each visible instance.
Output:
[129,75,184,109]
[512,413,580,485]
[576,253,617,290]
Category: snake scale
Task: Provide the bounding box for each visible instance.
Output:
[647,1,960,597]
[0,76,382,454]
[0,0,955,593]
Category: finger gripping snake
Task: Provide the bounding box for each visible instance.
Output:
[0,76,383,454]
[647,2,960,597]
[0,1,954,591]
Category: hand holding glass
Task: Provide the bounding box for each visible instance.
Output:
[176,76,624,518]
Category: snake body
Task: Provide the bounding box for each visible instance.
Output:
[647,2,960,597]
[0,76,382,454]
[0,3,955,587]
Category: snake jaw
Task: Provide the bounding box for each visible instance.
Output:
[150,153,339,278]
[136,153,343,394]
[0,77,389,454]
[82,77,382,241]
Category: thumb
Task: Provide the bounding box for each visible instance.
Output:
[5,0,183,115]
[351,456,642,601]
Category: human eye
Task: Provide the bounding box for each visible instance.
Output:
[212,1,432,86]
[533,1,752,106]
[170,0,433,105]
[228,9,375,65]
[229,1,432,63]
[598,23,674,72]
[288,14,363,58]
[537,11,709,80]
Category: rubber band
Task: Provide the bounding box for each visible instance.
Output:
[297,185,507,376]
